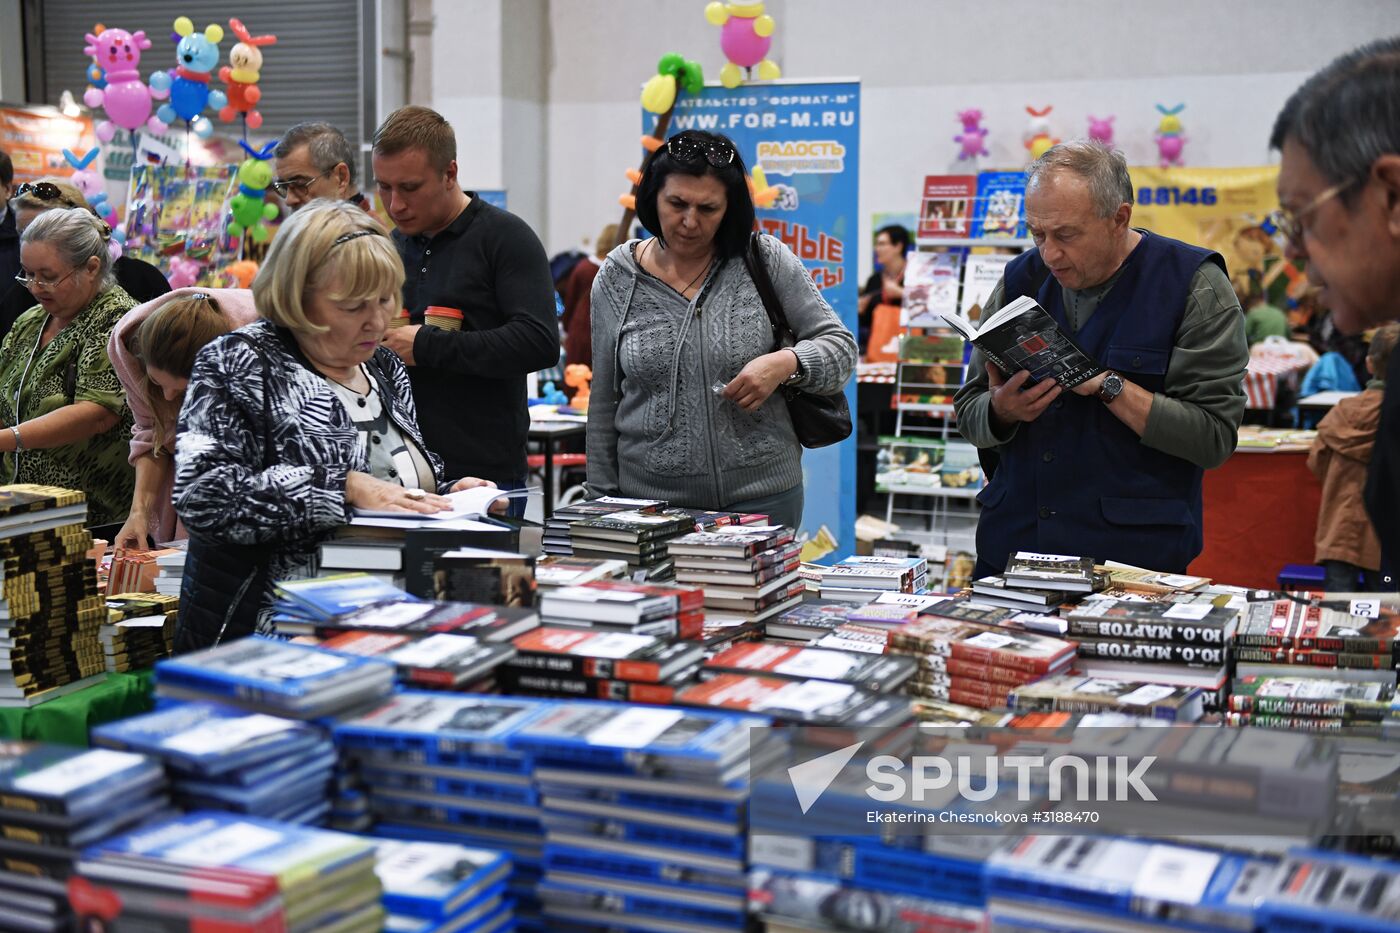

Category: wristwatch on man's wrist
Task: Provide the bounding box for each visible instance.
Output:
[1097,371,1125,405]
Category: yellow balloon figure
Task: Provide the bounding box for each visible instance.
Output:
[705,2,780,89]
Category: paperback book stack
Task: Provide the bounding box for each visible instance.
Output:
[153,636,397,720]
[93,701,338,825]
[566,509,697,580]
[332,693,550,922]
[100,592,179,672]
[542,496,665,557]
[534,555,629,592]
[320,631,517,693]
[1257,848,1400,932]
[271,573,421,633]
[68,811,384,931]
[818,555,929,602]
[669,525,804,626]
[540,579,705,639]
[276,597,539,643]
[1007,673,1208,722]
[812,593,948,653]
[762,598,856,644]
[0,485,108,707]
[967,551,1105,615]
[511,702,769,932]
[0,742,169,886]
[107,546,181,595]
[885,598,1077,709]
[430,548,536,608]
[375,839,513,933]
[1227,675,1398,733]
[498,627,704,704]
[152,547,187,597]
[1235,597,1400,686]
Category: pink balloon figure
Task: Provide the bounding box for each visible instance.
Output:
[1087,114,1115,146]
[82,28,167,142]
[167,256,201,289]
[954,109,989,160]
[1154,103,1188,167]
[61,148,117,227]
[705,2,780,88]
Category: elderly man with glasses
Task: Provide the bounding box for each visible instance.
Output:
[272,122,370,212]
[1272,37,1400,588]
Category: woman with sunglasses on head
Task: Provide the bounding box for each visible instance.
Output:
[172,200,495,650]
[585,130,857,529]
[0,207,138,524]
[108,288,259,549]
[1,178,169,341]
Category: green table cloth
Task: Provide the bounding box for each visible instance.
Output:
[0,670,154,746]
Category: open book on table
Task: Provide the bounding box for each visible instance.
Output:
[352,485,531,522]
[939,295,1102,389]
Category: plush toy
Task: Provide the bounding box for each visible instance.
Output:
[705,2,780,89]
[1154,103,1188,167]
[954,108,989,160]
[148,17,227,139]
[219,18,276,130]
[1023,105,1059,161]
[168,255,202,289]
[227,141,280,243]
[82,27,168,142]
[1087,114,1115,146]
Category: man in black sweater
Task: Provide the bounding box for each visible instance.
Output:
[371,106,559,488]
[0,151,19,309]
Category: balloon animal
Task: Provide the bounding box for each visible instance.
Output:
[168,256,202,289]
[564,364,592,410]
[705,2,780,89]
[955,108,989,160]
[1087,114,1115,146]
[1154,103,1188,167]
[226,141,280,243]
[149,17,227,139]
[82,28,168,142]
[641,53,704,115]
[61,148,117,227]
[219,18,277,130]
[1023,105,1059,161]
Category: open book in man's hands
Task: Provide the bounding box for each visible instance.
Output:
[938,295,1103,389]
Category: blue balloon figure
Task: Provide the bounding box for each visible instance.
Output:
[148,17,227,139]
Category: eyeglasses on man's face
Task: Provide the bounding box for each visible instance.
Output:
[666,134,737,167]
[1268,177,1360,248]
[271,168,333,198]
[14,266,80,292]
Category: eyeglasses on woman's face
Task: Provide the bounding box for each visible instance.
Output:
[14,266,81,292]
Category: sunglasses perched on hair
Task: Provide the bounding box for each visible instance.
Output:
[13,182,79,206]
[666,134,736,167]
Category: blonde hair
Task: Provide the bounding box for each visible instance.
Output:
[128,294,234,455]
[372,105,456,174]
[252,199,404,334]
[12,176,87,213]
[21,207,115,290]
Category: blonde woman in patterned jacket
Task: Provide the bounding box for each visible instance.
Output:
[172,201,493,650]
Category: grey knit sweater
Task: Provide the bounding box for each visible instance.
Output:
[585,233,858,509]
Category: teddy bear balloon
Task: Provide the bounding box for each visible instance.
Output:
[1087,114,1115,146]
[1154,104,1188,167]
[954,109,989,161]
[219,18,277,130]
[148,17,227,139]
[704,2,780,89]
[82,27,168,142]
[226,141,281,242]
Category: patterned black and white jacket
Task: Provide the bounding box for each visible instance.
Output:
[173,320,448,623]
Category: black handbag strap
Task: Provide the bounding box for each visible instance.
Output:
[743,232,795,348]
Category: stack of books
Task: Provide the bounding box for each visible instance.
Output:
[153,636,397,720]
[539,580,704,639]
[1226,675,1398,732]
[277,598,539,643]
[511,703,764,932]
[677,673,913,728]
[534,555,629,592]
[669,525,804,625]
[332,693,549,925]
[100,592,179,672]
[497,627,704,704]
[271,572,421,633]
[107,546,181,595]
[566,509,697,580]
[0,486,108,707]
[431,547,537,608]
[1007,672,1208,722]
[762,598,856,644]
[68,811,384,930]
[320,631,517,693]
[322,521,521,595]
[1257,849,1400,931]
[701,642,917,694]
[886,599,1077,708]
[0,869,70,933]
[375,839,513,933]
[817,555,929,602]
[92,701,336,825]
[967,551,1104,613]
[0,742,169,887]
[542,496,665,557]
[152,547,185,597]
[807,593,948,652]
[1062,597,1239,704]
[1235,597,1400,687]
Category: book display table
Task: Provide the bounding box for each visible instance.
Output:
[0,669,154,746]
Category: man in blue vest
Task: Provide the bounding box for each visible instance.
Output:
[954,141,1248,577]
[1271,37,1400,589]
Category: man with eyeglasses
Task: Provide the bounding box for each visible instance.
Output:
[1272,37,1400,587]
[272,122,369,212]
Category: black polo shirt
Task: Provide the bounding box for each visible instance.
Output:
[394,193,559,485]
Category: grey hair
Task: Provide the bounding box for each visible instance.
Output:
[1270,36,1400,204]
[1026,140,1135,218]
[275,121,357,186]
[21,207,114,290]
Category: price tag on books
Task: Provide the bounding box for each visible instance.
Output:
[14,749,145,796]
[586,707,684,749]
[774,650,859,681]
[390,634,478,667]
[962,631,1016,650]
[163,714,295,756]
[1349,599,1382,619]
[1162,604,1212,621]
[166,821,284,866]
[1132,845,1220,904]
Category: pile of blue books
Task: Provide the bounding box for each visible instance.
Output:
[92,701,337,825]
[510,702,770,932]
[69,810,382,931]
[0,742,170,931]
[376,839,514,933]
[153,635,396,720]
[333,692,550,927]
[271,572,421,631]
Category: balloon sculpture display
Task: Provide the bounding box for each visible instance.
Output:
[168,255,202,289]
[1154,103,1188,167]
[1023,105,1059,161]
[642,52,705,115]
[954,108,989,160]
[227,141,280,243]
[84,24,108,92]
[82,28,168,142]
[63,148,125,260]
[219,18,277,130]
[149,18,227,139]
[1087,114,1115,146]
[704,2,780,88]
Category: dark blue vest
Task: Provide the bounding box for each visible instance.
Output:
[975,231,1225,573]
